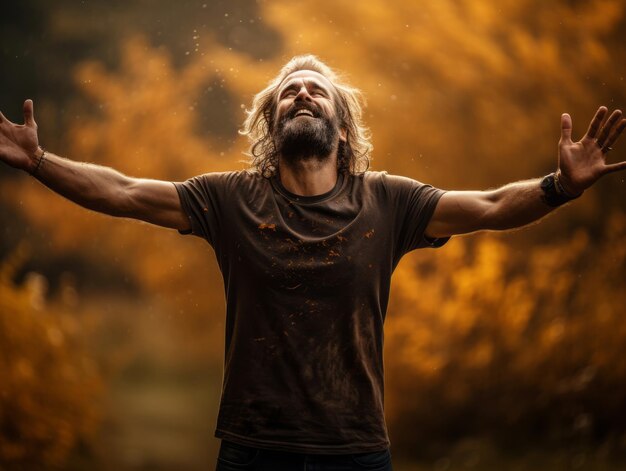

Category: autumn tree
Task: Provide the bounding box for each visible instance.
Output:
[0,247,101,468]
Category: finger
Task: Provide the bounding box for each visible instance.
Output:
[596,109,622,146]
[603,160,626,174]
[585,106,608,140]
[561,113,573,143]
[602,118,626,151]
[23,99,36,127]
[0,110,8,124]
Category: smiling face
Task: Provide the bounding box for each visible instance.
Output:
[273,70,346,165]
[241,54,372,177]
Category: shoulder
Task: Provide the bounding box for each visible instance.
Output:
[186,169,267,190]
[361,171,428,192]
[190,169,259,182]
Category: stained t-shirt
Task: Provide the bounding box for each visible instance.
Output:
[173,170,447,454]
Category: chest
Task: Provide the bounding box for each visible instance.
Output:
[220,202,391,292]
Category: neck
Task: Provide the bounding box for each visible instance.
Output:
[277,155,339,196]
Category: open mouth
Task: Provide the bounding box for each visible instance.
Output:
[293,108,315,118]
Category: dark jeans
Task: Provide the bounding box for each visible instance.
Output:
[215,439,393,471]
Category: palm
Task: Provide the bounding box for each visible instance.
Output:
[558,106,626,195]
[0,100,40,171]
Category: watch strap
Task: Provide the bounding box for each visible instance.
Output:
[540,172,581,207]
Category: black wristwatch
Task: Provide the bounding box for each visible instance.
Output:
[540,172,581,207]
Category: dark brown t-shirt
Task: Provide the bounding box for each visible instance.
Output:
[173,170,447,454]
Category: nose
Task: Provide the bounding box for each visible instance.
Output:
[294,85,313,102]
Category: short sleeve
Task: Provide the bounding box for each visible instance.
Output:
[382,173,449,258]
[173,172,233,245]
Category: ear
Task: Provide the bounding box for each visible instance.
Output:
[339,127,347,142]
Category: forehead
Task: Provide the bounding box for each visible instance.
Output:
[278,69,335,91]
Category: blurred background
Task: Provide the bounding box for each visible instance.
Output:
[1,1,626,470]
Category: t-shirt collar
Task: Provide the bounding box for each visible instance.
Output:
[271,171,345,204]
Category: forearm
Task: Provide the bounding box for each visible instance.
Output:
[482,178,556,231]
[427,176,574,238]
[31,151,136,217]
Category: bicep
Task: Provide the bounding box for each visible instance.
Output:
[124,178,190,231]
[425,190,495,238]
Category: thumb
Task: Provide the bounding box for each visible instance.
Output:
[560,112,573,143]
[23,99,37,127]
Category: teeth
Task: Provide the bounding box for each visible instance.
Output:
[295,109,314,117]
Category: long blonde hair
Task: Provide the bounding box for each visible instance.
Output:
[240,55,372,177]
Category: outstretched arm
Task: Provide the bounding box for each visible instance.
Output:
[425,106,626,239]
[0,99,190,232]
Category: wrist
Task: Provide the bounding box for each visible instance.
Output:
[28,147,46,176]
[555,169,583,198]
[540,172,582,207]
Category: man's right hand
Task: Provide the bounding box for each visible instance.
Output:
[0,99,41,173]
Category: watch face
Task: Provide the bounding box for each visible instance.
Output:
[541,173,570,207]
[541,174,555,191]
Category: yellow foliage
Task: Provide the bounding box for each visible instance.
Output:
[0,247,102,468]
[385,212,626,441]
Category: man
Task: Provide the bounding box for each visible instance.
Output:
[1,55,624,471]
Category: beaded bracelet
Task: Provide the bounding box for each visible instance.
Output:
[30,148,46,177]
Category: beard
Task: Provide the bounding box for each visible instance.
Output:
[273,104,340,165]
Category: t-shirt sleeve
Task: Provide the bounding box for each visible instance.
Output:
[382,173,449,258]
[173,172,231,245]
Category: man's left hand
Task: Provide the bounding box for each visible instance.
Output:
[558,106,626,195]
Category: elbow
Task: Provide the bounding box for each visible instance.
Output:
[481,199,527,232]
[116,183,142,218]
[105,179,137,218]
[480,206,505,231]
[477,191,508,231]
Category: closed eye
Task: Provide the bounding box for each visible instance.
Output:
[278,80,331,99]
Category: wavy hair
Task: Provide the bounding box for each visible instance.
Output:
[240,55,372,177]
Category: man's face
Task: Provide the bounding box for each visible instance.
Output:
[273,70,345,164]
